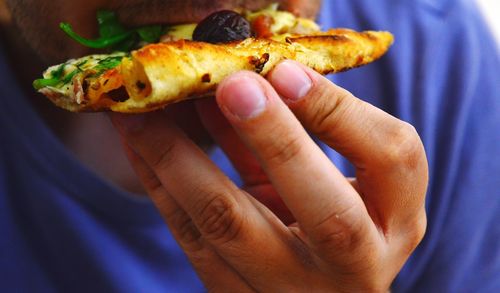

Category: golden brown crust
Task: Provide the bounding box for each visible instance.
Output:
[40,29,394,113]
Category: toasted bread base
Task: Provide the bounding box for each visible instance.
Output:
[41,29,394,113]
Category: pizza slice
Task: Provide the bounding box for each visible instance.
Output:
[33,4,394,113]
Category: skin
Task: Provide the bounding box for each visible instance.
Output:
[2,0,428,291]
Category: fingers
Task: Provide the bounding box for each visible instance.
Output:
[195,98,268,186]
[269,61,428,233]
[110,112,254,247]
[110,112,313,290]
[215,71,380,261]
[122,143,203,252]
[121,143,254,292]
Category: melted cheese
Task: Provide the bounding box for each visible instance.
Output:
[245,3,320,35]
[164,24,197,41]
[162,4,320,41]
[42,52,127,97]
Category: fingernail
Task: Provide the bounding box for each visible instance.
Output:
[270,61,312,101]
[109,113,146,134]
[218,75,267,120]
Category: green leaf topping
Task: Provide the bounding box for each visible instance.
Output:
[97,10,127,38]
[61,69,81,84]
[60,22,133,49]
[51,63,66,79]
[33,78,60,90]
[60,10,167,51]
[95,56,124,71]
[33,63,67,90]
[34,10,166,90]
[137,25,163,43]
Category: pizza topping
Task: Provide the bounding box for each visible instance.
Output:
[160,24,197,42]
[33,53,127,100]
[56,4,321,53]
[251,15,274,38]
[32,63,67,90]
[32,4,330,110]
[249,53,271,73]
[60,22,134,50]
[245,4,295,35]
[107,87,130,102]
[94,55,125,72]
[192,10,251,43]
[245,4,320,37]
[33,4,318,100]
[201,73,212,83]
[60,10,167,51]
[136,25,164,43]
[136,80,147,90]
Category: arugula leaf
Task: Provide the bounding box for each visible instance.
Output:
[62,69,81,84]
[51,63,66,79]
[60,22,133,49]
[60,10,167,51]
[33,63,67,90]
[34,10,170,90]
[97,10,127,38]
[112,33,139,52]
[33,78,60,90]
[137,25,163,43]
[95,56,124,71]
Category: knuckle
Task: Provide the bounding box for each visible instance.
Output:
[194,193,243,245]
[140,167,163,194]
[317,223,353,251]
[148,137,177,171]
[383,122,425,170]
[262,128,304,166]
[406,213,428,252]
[168,208,202,247]
[312,205,366,254]
[309,88,356,137]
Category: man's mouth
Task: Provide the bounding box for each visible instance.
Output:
[56,3,319,54]
[114,1,280,27]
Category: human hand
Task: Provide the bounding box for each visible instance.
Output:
[110,60,428,292]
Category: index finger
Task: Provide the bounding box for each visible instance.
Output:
[216,71,381,263]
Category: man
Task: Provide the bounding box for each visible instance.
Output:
[0,0,498,292]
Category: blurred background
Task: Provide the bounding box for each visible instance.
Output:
[477,0,500,46]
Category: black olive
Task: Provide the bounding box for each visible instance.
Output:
[193,10,251,44]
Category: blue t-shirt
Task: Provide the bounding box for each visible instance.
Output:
[1,0,499,292]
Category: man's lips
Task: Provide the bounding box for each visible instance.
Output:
[114,2,277,27]
[116,7,226,27]
[109,0,324,28]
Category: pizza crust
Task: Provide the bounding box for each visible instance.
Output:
[39,29,394,113]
